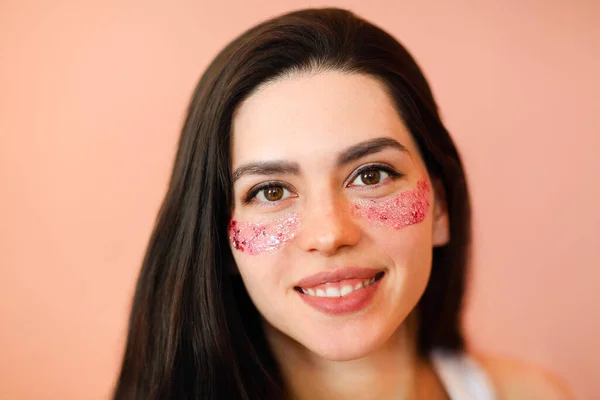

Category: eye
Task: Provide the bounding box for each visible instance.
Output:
[349,167,391,186]
[247,183,293,203]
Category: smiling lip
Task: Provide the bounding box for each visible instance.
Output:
[293,267,385,315]
[294,267,383,289]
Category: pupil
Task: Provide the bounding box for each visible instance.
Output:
[362,169,380,185]
[265,186,283,201]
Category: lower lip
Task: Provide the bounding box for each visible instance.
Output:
[295,277,383,316]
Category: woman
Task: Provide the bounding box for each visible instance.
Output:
[113,8,569,400]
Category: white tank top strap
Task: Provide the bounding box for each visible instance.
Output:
[430,349,496,400]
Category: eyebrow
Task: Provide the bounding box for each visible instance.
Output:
[231,137,409,183]
[232,160,300,183]
[336,137,409,167]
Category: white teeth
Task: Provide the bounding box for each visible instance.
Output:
[300,274,382,297]
[340,285,354,296]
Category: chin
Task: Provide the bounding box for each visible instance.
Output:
[309,343,378,362]
[296,321,396,362]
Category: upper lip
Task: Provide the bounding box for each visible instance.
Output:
[294,267,384,289]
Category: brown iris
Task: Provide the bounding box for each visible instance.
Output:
[264,186,284,201]
[360,168,381,185]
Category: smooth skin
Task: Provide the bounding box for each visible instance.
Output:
[229,71,571,400]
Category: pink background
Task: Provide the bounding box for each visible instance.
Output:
[1,0,598,398]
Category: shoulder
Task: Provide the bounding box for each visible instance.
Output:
[471,352,573,400]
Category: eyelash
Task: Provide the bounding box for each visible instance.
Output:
[242,163,402,205]
[243,181,295,204]
[349,164,402,187]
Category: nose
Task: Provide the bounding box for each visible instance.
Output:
[296,194,361,256]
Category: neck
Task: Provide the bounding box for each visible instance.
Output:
[266,312,447,400]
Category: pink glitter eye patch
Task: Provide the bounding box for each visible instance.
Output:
[228,213,301,255]
[350,178,430,229]
[229,178,430,255]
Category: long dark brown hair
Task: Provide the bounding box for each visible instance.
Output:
[113,7,471,400]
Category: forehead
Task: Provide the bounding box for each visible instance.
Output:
[231,71,417,167]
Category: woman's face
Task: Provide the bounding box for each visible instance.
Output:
[229,71,448,361]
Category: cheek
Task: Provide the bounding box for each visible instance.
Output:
[383,227,433,273]
[228,213,300,315]
[351,178,430,230]
[231,249,292,331]
[353,178,434,300]
[366,213,434,272]
[369,222,434,319]
[229,212,301,255]
[233,252,285,296]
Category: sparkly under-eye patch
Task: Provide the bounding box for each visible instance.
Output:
[351,178,430,229]
[229,213,301,255]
